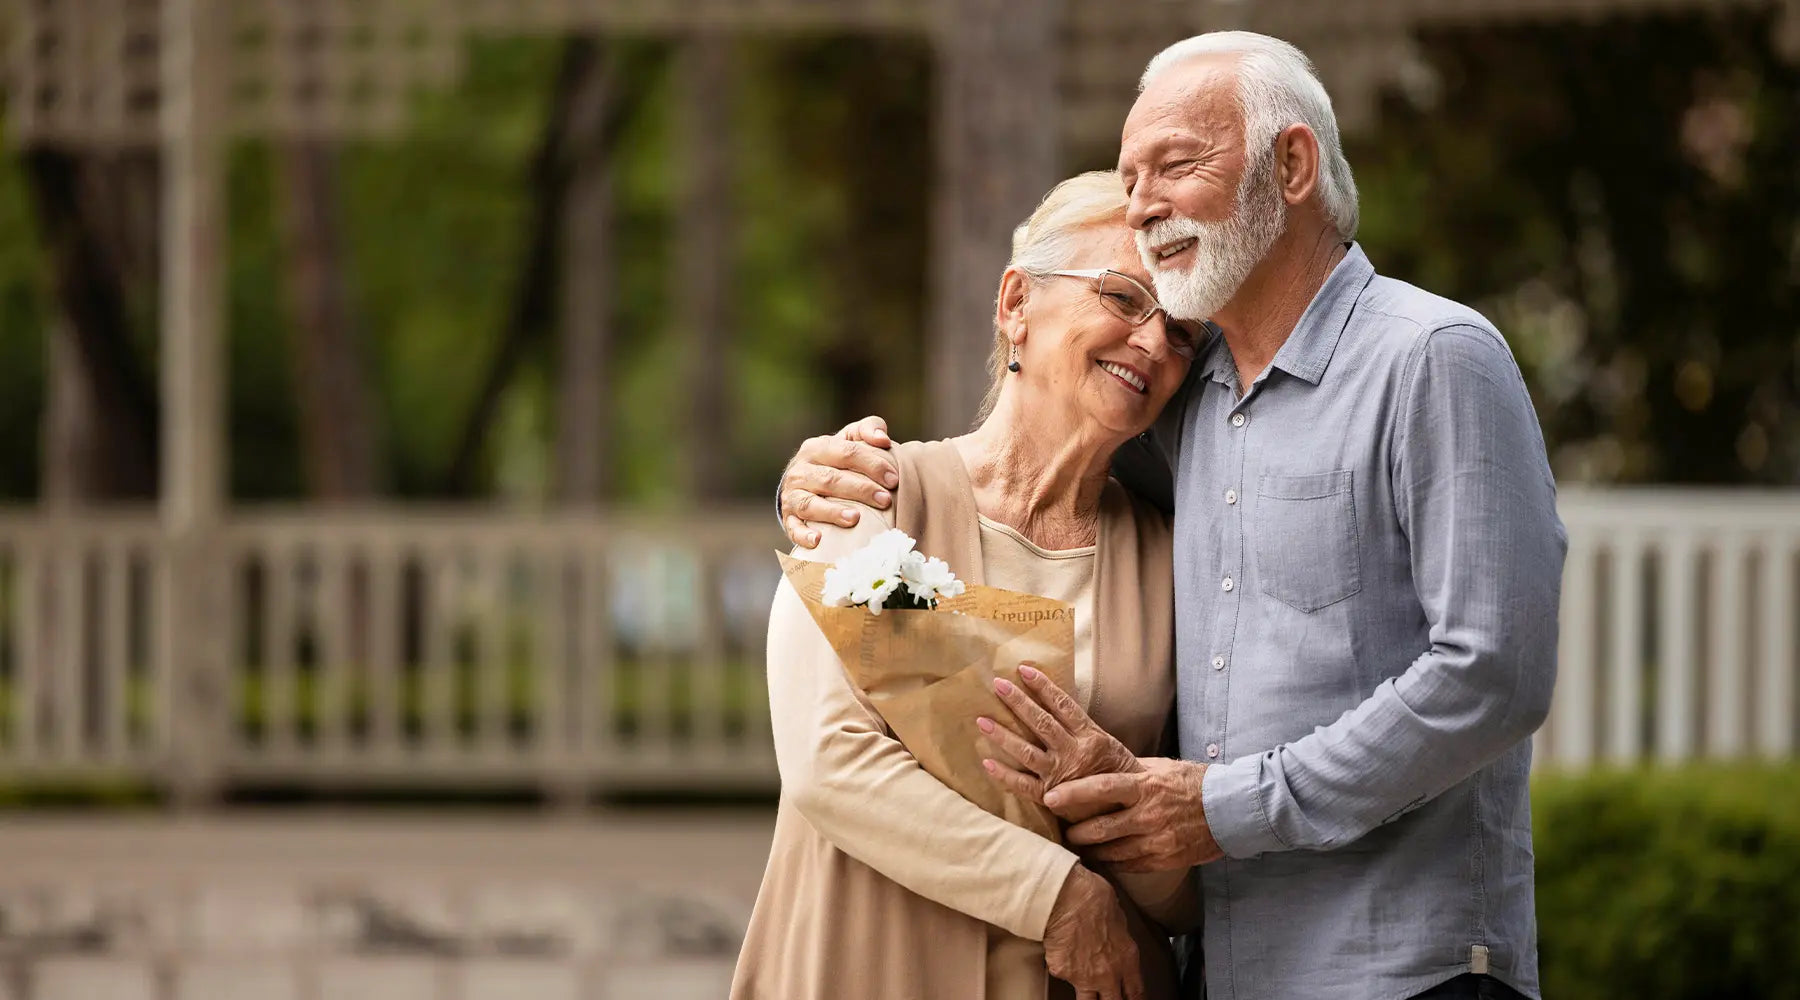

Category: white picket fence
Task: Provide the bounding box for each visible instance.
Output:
[1544,488,1798,766]
[0,507,787,796]
[0,490,1794,796]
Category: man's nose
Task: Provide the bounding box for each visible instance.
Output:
[1126,184,1169,232]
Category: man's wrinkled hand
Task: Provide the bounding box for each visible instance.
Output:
[779,415,898,548]
[979,665,1143,823]
[1043,866,1145,1000]
[1052,758,1225,872]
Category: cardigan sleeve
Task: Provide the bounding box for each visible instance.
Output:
[768,503,1081,941]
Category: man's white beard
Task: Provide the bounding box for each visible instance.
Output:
[1137,154,1288,322]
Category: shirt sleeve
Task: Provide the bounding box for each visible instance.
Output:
[1202,323,1566,857]
[768,504,1080,938]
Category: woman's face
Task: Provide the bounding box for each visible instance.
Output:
[1014,223,1199,439]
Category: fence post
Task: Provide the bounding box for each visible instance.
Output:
[159,0,231,806]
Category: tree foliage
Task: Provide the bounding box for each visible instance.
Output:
[1353,10,1799,484]
[0,15,1792,502]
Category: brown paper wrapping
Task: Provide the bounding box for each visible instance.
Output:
[779,552,1075,843]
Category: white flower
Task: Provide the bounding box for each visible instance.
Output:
[899,550,965,606]
[820,529,961,614]
[860,528,918,568]
[851,572,903,614]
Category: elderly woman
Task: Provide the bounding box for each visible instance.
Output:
[731,171,1201,1000]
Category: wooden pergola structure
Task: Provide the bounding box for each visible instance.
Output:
[0,0,1794,798]
[8,0,1797,505]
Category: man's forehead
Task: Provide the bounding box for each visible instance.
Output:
[1121,56,1243,151]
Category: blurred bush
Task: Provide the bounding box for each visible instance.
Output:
[1534,764,1800,1000]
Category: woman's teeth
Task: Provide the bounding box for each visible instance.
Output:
[1099,361,1147,393]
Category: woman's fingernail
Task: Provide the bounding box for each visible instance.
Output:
[806,531,819,546]
[874,490,891,505]
[1019,665,1040,681]
[977,717,995,734]
[983,759,997,774]
[884,471,899,488]
[1044,790,1062,808]
[842,510,859,525]
[995,678,1015,696]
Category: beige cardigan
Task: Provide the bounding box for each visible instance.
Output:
[731,440,1181,1000]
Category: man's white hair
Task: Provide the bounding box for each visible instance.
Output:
[1140,32,1359,241]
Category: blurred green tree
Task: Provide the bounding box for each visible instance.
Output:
[0,13,1792,502]
[1353,9,1799,484]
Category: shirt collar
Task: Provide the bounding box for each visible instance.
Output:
[1197,323,1234,386]
[1196,242,1375,389]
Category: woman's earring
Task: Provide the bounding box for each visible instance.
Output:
[1007,346,1021,373]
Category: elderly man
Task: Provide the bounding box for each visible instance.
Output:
[778,31,1564,1000]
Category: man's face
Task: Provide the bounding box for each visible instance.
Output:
[1118,56,1288,321]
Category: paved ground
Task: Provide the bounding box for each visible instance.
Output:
[0,810,776,999]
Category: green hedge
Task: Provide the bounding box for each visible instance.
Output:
[1533,764,1800,1000]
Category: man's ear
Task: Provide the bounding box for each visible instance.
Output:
[995,267,1031,344]
[1274,123,1321,206]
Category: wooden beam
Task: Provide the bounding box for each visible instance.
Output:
[161,0,227,529]
[159,0,231,804]
[447,0,931,35]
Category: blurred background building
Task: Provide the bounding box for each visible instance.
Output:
[0,1,1794,998]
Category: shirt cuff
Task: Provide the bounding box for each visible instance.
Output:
[1016,848,1082,942]
[1202,754,1288,859]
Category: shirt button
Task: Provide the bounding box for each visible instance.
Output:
[1230,413,1247,428]
[1206,743,1221,759]
[1212,655,1226,670]
[1221,576,1235,593]
[1224,488,1238,505]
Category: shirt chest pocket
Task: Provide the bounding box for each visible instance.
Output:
[1254,469,1362,613]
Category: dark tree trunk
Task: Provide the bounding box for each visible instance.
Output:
[25,149,160,503]
[677,35,734,500]
[443,38,644,497]
[929,0,1062,437]
[276,139,382,499]
[556,41,624,504]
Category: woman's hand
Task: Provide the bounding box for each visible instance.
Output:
[1043,866,1145,1000]
[979,664,1143,823]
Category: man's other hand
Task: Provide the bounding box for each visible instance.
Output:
[1053,759,1225,872]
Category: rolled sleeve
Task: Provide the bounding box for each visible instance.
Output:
[1201,755,1289,859]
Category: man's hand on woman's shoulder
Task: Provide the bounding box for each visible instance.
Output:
[779,415,900,549]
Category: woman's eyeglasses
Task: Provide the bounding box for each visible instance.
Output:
[1047,268,1204,361]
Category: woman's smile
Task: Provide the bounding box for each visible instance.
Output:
[1096,359,1150,395]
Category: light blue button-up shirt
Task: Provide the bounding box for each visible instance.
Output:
[1135,244,1565,1000]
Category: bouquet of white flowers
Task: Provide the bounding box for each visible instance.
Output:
[779,531,1075,843]
[820,528,967,614]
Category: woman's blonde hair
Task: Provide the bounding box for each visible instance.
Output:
[976,171,1131,423]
